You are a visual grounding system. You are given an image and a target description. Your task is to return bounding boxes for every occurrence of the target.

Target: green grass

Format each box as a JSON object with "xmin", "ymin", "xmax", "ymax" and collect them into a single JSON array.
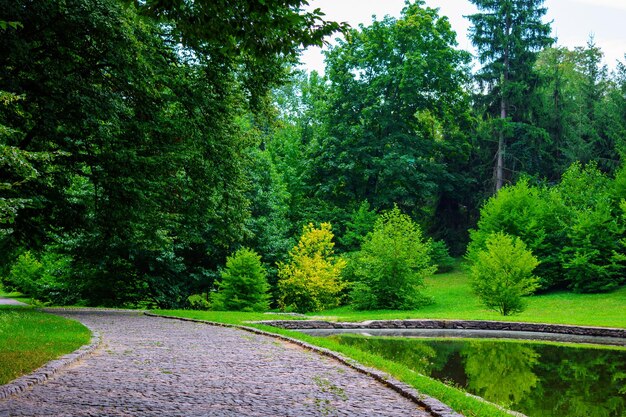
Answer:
[
  {"xmin": 0, "ymin": 307, "xmax": 91, "ymax": 384},
  {"xmin": 312, "ymin": 269, "xmax": 626, "ymax": 328}
]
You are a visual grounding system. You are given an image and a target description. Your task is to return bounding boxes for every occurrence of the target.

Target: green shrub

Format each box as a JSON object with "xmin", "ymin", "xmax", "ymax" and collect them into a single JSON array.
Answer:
[
  {"xmin": 34, "ymin": 251, "xmax": 80, "ymax": 305},
  {"xmin": 470, "ymin": 232, "xmax": 540, "ymax": 316},
  {"xmin": 188, "ymin": 294, "xmax": 211, "ymax": 310},
  {"xmin": 277, "ymin": 223, "xmax": 346, "ymax": 313},
  {"xmin": 430, "ymin": 240, "xmax": 455, "ymax": 274},
  {"xmin": 466, "ymin": 179, "xmax": 567, "ymax": 290},
  {"xmin": 2, "ymin": 251, "xmax": 42, "ymax": 294},
  {"xmin": 211, "ymin": 247, "xmax": 270, "ymax": 312},
  {"xmin": 339, "ymin": 201, "xmax": 377, "ymax": 251},
  {"xmin": 557, "ymin": 163, "xmax": 626, "ymax": 292},
  {"xmin": 350, "ymin": 206, "xmax": 435, "ymax": 310}
]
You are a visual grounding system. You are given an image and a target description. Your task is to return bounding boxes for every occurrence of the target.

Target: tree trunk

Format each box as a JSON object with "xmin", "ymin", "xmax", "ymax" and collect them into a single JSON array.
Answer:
[
  {"xmin": 495, "ymin": 97, "xmax": 506, "ymax": 191},
  {"xmin": 495, "ymin": 12, "xmax": 512, "ymax": 193}
]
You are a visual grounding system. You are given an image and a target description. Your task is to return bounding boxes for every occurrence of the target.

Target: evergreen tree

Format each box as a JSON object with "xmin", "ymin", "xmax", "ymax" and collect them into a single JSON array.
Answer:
[
  {"xmin": 211, "ymin": 247, "xmax": 270, "ymax": 312},
  {"xmin": 468, "ymin": 0, "xmax": 553, "ymax": 190}
]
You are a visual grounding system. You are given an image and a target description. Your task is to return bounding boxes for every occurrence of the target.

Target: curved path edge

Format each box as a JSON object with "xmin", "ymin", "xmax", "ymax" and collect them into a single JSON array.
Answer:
[
  {"xmin": 144, "ymin": 312, "xmax": 465, "ymax": 417},
  {"xmin": 0, "ymin": 317, "xmax": 101, "ymax": 400},
  {"xmin": 260, "ymin": 319, "xmax": 626, "ymax": 341}
]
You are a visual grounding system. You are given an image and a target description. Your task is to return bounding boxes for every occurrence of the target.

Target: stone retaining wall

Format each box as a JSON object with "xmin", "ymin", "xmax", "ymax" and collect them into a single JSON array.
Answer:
[{"xmin": 259, "ymin": 319, "xmax": 626, "ymax": 339}]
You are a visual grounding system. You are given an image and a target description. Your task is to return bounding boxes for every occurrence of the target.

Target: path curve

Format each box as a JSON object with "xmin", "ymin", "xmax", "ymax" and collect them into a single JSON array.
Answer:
[
  {"xmin": 0, "ymin": 297, "xmax": 27, "ymax": 306},
  {"xmin": 0, "ymin": 310, "xmax": 455, "ymax": 417}
]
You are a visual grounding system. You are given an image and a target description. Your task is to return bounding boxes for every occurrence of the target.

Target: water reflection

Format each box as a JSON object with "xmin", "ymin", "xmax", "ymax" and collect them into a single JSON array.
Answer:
[
  {"xmin": 331, "ymin": 336, "xmax": 626, "ymax": 417},
  {"xmin": 462, "ymin": 342, "xmax": 538, "ymax": 407}
]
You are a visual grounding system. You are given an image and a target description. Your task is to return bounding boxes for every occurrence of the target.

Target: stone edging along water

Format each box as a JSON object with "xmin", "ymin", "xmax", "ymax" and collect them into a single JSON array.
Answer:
[
  {"xmin": 145, "ymin": 312, "xmax": 464, "ymax": 417},
  {"xmin": 257, "ymin": 318, "xmax": 626, "ymax": 339},
  {"xmin": 0, "ymin": 321, "xmax": 101, "ymax": 400}
]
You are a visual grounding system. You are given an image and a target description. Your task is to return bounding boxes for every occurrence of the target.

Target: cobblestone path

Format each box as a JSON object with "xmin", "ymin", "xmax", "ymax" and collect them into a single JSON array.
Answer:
[{"xmin": 0, "ymin": 310, "xmax": 433, "ymax": 416}]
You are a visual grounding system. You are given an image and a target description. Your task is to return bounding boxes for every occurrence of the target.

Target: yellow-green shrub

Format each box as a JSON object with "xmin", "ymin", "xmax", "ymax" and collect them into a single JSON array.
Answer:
[{"xmin": 277, "ymin": 223, "xmax": 346, "ymax": 313}]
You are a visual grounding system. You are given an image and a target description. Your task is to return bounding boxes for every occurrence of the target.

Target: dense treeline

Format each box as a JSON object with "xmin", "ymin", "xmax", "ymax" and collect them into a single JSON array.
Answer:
[{"xmin": 1, "ymin": 0, "xmax": 625, "ymax": 309}]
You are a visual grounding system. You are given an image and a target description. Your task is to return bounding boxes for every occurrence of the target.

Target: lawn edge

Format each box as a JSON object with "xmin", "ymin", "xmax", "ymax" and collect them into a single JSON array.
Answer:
[
  {"xmin": 0, "ymin": 314, "xmax": 101, "ymax": 400},
  {"xmin": 145, "ymin": 312, "xmax": 465, "ymax": 417}
]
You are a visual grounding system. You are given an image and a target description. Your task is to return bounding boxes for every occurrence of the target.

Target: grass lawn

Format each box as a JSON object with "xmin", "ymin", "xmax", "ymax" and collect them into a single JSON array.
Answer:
[
  {"xmin": 313, "ymin": 268, "xmax": 626, "ymax": 328},
  {"xmin": 0, "ymin": 306, "xmax": 91, "ymax": 385}
]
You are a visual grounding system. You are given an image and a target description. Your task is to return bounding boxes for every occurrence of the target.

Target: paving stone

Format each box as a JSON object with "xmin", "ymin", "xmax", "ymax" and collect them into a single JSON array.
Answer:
[{"xmin": 0, "ymin": 311, "xmax": 435, "ymax": 416}]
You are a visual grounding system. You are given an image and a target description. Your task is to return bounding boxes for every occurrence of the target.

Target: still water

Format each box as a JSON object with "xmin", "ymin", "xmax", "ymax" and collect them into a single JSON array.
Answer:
[{"xmin": 329, "ymin": 335, "xmax": 626, "ymax": 417}]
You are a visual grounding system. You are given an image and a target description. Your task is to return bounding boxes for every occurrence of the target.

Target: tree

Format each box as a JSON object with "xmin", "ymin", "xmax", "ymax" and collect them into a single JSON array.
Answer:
[
  {"xmin": 468, "ymin": 0, "xmax": 553, "ymax": 190},
  {"xmin": 470, "ymin": 232, "xmax": 540, "ymax": 316},
  {"xmin": 0, "ymin": 0, "xmax": 252, "ymax": 306},
  {"xmin": 211, "ymin": 247, "xmax": 270, "ymax": 312},
  {"xmin": 136, "ymin": 0, "xmax": 345, "ymax": 109},
  {"xmin": 309, "ymin": 1, "xmax": 473, "ymax": 225},
  {"xmin": 351, "ymin": 206, "xmax": 435, "ymax": 310},
  {"xmin": 277, "ymin": 223, "xmax": 346, "ymax": 313}
]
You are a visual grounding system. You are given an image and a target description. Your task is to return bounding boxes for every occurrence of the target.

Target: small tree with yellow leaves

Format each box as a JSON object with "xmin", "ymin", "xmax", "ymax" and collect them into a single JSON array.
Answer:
[{"xmin": 277, "ymin": 223, "xmax": 346, "ymax": 313}]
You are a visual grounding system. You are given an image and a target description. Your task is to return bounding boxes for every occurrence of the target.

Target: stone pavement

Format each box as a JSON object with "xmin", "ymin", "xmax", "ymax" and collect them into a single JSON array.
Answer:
[
  {"xmin": 0, "ymin": 297, "xmax": 27, "ymax": 306},
  {"xmin": 0, "ymin": 310, "xmax": 441, "ymax": 416}
]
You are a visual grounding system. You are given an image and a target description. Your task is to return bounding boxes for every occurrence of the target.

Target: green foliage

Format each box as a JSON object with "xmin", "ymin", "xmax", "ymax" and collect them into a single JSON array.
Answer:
[
  {"xmin": 211, "ymin": 247, "xmax": 270, "ymax": 312},
  {"xmin": 139, "ymin": 0, "xmax": 345, "ymax": 109},
  {"xmin": 557, "ymin": 163, "xmax": 626, "ymax": 292},
  {"xmin": 467, "ymin": 162, "xmax": 626, "ymax": 293},
  {"xmin": 277, "ymin": 223, "xmax": 346, "ymax": 313},
  {"xmin": 1, "ymin": 249, "xmax": 80, "ymax": 305},
  {"xmin": 470, "ymin": 232, "xmax": 540, "ymax": 316},
  {"xmin": 338, "ymin": 201, "xmax": 377, "ymax": 252},
  {"xmin": 35, "ymin": 251, "xmax": 79, "ymax": 305},
  {"xmin": 429, "ymin": 240, "xmax": 455, "ymax": 274},
  {"xmin": 2, "ymin": 251, "xmax": 41, "ymax": 295},
  {"xmin": 466, "ymin": 178, "xmax": 566, "ymax": 290},
  {"xmin": 187, "ymin": 294, "xmax": 211, "ymax": 311},
  {"xmin": 309, "ymin": 2, "xmax": 473, "ymax": 225},
  {"xmin": 468, "ymin": 0, "xmax": 553, "ymax": 189},
  {"xmin": 242, "ymin": 146, "xmax": 293, "ymax": 294},
  {"xmin": 351, "ymin": 206, "xmax": 435, "ymax": 310}
]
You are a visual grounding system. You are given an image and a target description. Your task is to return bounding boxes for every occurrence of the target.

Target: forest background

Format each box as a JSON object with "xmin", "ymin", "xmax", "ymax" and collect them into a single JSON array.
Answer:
[{"xmin": 1, "ymin": 0, "xmax": 626, "ymax": 310}]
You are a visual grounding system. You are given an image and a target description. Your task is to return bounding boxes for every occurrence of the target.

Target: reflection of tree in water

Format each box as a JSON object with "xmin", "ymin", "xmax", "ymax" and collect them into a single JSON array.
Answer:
[
  {"xmin": 526, "ymin": 345, "xmax": 626, "ymax": 417},
  {"xmin": 333, "ymin": 336, "xmax": 626, "ymax": 417},
  {"xmin": 332, "ymin": 336, "xmax": 438, "ymax": 374},
  {"xmin": 461, "ymin": 341, "xmax": 539, "ymax": 408}
]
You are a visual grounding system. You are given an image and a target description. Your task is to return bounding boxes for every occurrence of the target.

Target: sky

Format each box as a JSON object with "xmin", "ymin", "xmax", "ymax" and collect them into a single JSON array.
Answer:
[{"xmin": 300, "ymin": 0, "xmax": 626, "ymax": 74}]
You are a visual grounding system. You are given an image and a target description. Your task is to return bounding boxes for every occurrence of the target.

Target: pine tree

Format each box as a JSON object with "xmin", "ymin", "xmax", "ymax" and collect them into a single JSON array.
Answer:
[{"xmin": 468, "ymin": 0, "xmax": 553, "ymax": 190}]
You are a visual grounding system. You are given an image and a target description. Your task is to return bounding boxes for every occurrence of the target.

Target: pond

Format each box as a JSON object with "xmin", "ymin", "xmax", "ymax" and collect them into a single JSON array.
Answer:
[{"xmin": 328, "ymin": 335, "xmax": 626, "ymax": 417}]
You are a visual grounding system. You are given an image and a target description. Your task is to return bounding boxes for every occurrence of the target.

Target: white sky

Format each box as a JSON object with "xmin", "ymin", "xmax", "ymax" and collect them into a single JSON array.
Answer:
[{"xmin": 300, "ymin": 0, "xmax": 626, "ymax": 73}]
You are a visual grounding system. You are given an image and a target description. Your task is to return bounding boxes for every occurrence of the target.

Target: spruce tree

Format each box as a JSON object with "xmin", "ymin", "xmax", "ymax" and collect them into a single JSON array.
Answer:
[{"xmin": 468, "ymin": 0, "xmax": 553, "ymax": 190}]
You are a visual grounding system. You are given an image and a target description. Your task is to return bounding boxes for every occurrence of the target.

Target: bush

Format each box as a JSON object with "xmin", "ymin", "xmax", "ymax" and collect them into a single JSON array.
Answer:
[
  {"xmin": 35, "ymin": 251, "xmax": 80, "ymax": 305},
  {"xmin": 188, "ymin": 294, "xmax": 211, "ymax": 310},
  {"xmin": 277, "ymin": 223, "xmax": 346, "ymax": 313},
  {"xmin": 350, "ymin": 206, "xmax": 435, "ymax": 310},
  {"xmin": 466, "ymin": 179, "xmax": 567, "ymax": 290},
  {"xmin": 470, "ymin": 232, "xmax": 540, "ymax": 316},
  {"xmin": 557, "ymin": 163, "xmax": 626, "ymax": 292},
  {"xmin": 211, "ymin": 247, "xmax": 270, "ymax": 312},
  {"xmin": 429, "ymin": 240, "xmax": 455, "ymax": 273},
  {"xmin": 339, "ymin": 201, "xmax": 377, "ymax": 251},
  {"xmin": 2, "ymin": 251, "xmax": 42, "ymax": 294}
]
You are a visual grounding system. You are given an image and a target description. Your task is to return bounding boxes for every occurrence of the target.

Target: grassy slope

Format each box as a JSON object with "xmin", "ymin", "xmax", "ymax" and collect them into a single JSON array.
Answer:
[
  {"xmin": 315, "ymin": 269, "xmax": 626, "ymax": 328},
  {"xmin": 0, "ymin": 306, "xmax": 91, "ymax": 385}
]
